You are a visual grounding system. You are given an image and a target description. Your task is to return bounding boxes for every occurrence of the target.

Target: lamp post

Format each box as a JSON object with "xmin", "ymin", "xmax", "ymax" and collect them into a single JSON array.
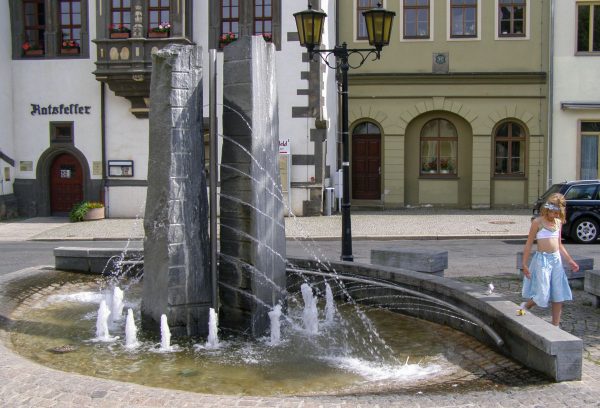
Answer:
[{"xmin": 294, "ymin": 2, "xmax": 395, "ymax": 262}]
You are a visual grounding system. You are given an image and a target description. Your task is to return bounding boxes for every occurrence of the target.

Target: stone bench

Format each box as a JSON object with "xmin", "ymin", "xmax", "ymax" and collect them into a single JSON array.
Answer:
[
  {"xmin": 371, "ymin": 247, "xmax": 448, "ymax": 276},
  {"xmin": 54, "ymin": 247, "xmax": 143, "ymax": 275},
  {"xmin": 516, "ymin": 252, "xmax": 593, "ymax": 281},
  {"xmin": 584, "ymin": 270, "xmax": 600, "ymax": 307}
]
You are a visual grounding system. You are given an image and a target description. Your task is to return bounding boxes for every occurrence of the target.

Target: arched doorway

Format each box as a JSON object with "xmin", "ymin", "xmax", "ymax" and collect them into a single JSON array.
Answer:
[
  {"xmin": 352, "ymin": 122, "xmax": 381, "ymax": 200},
  {"xmin": 50, "ymin": 153, "xmax": 83, "ymax": 214}
]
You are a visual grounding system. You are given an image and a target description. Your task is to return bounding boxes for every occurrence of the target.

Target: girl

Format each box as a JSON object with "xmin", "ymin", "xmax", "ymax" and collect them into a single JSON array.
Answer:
[{"xmin": 520, "ymin": 193, "xmax": 579, "ymax": 326}]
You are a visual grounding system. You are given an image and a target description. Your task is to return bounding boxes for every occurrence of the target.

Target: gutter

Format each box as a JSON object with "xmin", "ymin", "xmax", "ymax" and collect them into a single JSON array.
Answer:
[{"xmin": 547, "ymin": 0, "xmax": 555, "ymax": 188}]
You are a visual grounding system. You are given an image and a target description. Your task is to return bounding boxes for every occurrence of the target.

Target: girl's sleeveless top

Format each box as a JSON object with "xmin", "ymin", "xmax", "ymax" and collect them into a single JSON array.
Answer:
[{"xmin": 536, "ymin": 218, "xmax": 561, "ymax": 240}]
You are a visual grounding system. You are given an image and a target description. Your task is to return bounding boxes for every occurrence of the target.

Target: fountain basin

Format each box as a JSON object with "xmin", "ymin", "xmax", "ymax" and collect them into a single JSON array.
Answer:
[{"xmin": 52, "ymin": 247, "xmax": 582, "ymax": 382}]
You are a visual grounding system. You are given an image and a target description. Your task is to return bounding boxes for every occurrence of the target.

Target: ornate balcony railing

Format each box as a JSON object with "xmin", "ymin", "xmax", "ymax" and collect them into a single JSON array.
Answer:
[{"xmin": 93, "ymin": 36, "xmax": 193, "ymax": 118}]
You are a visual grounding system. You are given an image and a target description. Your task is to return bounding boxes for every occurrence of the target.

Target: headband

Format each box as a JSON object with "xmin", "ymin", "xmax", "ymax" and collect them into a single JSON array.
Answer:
[{"xmin": 543, "ymin": 202, "xmax": 560, "ymax": 211}]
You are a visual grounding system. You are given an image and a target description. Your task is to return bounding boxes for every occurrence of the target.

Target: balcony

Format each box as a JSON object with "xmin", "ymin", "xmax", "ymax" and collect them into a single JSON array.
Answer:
[{"xmin": 93, "ymin": 35, "xmax": 193, "ymax": 118}]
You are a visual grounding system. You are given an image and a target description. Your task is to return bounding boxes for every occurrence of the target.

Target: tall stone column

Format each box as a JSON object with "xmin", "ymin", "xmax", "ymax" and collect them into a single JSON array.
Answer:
[
  {"xmin": 219, "ymin": 36, "xmax": 286, "ymax": 337},
  {"xmin": 142, "ymin": 44, "xmax": 211, "ymax": 337}
]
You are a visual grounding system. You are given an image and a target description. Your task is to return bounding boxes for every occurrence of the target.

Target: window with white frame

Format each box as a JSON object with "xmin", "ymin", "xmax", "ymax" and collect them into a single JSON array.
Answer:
[
  {"xmin": 577, "ymin": 2, "xmax": 600, "ymax": 53},
  {"xmin": 403, "ymin": 0, "xmax": 430, "ymax": 39},
  {"xmin": 498, "ymin": 0, "xmax": 526, "ymax": 37},
  {"xmin": 450, "ymin": 0, "xmax": 477, "ymax": 38}
]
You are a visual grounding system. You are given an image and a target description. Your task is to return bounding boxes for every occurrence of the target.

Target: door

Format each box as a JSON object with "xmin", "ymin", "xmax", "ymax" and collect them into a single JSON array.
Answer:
[
  {"xmin": 352, "ymin": 123, "xmax": 381, "ymax": 200},
  {"xmin": 50, "ymin": 153, "xmax": 83, "ymax": 214}
]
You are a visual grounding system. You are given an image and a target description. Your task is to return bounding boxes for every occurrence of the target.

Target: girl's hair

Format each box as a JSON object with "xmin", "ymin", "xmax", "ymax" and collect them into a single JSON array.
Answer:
[{"xmin": 540, "ymin": 193, "xmax": 566, "ymax": 223}]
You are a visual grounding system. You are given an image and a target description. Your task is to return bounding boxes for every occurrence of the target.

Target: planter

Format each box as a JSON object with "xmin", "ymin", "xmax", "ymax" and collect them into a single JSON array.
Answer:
[
  {"xmin": 24, "ymin": 49, "xmax": 43, "ymax": 56},
  {"xmin": 148, "ymin": 31, "xmax": 169, "ymax": 38},
  {"xmin": 110, "ymin": 32, "xmax": 130, "ymax": 39},
  {"xmin": 60, "ymin": 48, "xmax": 80, "ymax": 55},
  {"xmin": 83, "ymin": 207, "xmax": 105, "ymax": 221}
]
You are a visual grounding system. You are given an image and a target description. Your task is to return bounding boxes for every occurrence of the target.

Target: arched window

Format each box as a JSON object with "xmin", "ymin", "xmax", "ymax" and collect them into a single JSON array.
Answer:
[
  {"xmin": 420, "ymin": 119, "xmax": 458, "ymax": 175},
  {"xmin": 494, "ymin": 121, "xmax": 526, "ymax": 176}
]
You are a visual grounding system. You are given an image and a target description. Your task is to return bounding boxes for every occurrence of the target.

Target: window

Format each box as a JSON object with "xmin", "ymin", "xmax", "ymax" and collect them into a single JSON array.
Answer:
[
  {"xmin": 59, "ymin": 1, "xmax": 81, "ymax": 54},
  {"xmin": 420, "ymin": 119, "xmax": 457, "ymax": 175},
  {"xmin": 404, "ymin": 0, "xmax": 430, "ymax": 39},
  {"xmin": 357, "ymin": 0, "xmax": 379, "ymax": 40},
  {"xmin": 450, "ymin": 0, "xmax": 477, "ymax": 38},
  {"xmin": 212, "ymin": 1, "xmax": 280, "ymax": 49},
  {"xmin": 221, "ymin": 0, "xmax": 239, "ymax": 40},
  {"xmin": 148, "ymin": 0, "xmax": 170, "ymax": 31},
  {"xmin": 50, "ymin": 122, "xmax": 74, "ymax": 144},
  {"xmin": 13, "ymin": 0, "xmax": 88, "ymax": 59},
  {"xmin": 111, "ymin": 0, "xmax": 131, "ymax": 32},
  {"xmin": 498, "ymin": 0, "xmax": 525, "ymax": 37},
  {"xmin": 580, "ymin": 122, "xmax": 600, "ymax": 179},
  {"xmin": 494, "ymin": 121, "xmax": 526, "ymax": 176},
  {"xmin": 254, "ymin": 0, "xmax": 272, "ymax": 38},
  {"xmin": 565, "ymin": 184, "xmax": 598, "ymax": 200},
  {"xmin": 577, "ymin": 3, "xmax": 600, "ymax": 53},
  {"xmin": 23, "ymin": 0, "xmax": 46, "ymax": 54}
]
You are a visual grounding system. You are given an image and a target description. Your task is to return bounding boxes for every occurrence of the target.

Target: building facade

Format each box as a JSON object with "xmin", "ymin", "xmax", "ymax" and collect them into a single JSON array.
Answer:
[
  {"xmin": 0, "ymin": 1, "xmax": 556, "ymax": 220},
  {"xmin": 552, "ymin": 0, "xmax": 600, "ymax": 183},
  {"xmin": 0, "ymin": 0, "xmax": 334, "ymax": 219},
  {"xmin": 341, "ymin": 0, "xmax": 550, "ymax": 208}
]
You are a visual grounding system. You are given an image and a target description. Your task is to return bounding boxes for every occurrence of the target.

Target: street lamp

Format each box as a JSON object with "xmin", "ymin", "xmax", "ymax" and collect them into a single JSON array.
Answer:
[{"xmin": 294, "ymin": 2, "xmax": 395, "ymax": 262}]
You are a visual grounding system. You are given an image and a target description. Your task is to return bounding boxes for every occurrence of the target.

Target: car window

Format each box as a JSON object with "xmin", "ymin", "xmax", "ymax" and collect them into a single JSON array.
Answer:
[
  {"xmin": 541, "ymin": 184, "xmax": 563, "ymax": 199},
  {"xmin": 564, "ymin": 185, "xmax": 597, "ymax": 200}
]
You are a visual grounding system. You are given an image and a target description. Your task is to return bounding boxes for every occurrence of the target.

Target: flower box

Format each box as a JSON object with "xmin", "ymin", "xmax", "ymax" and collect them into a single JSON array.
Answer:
[
  {"xmin": 110, "ymin": 32, "xmax": 130, "ymax": 39},
  {"xmin": 148, "ymin": 31, "xmax": 169, "ymax": 38},
  {"xmin": 61, "ymin": 48, "xmax": 80, "ymax": 55},
  {"xmin": 24, "ymin": 49, "xmax": 43, "ymax": 56},
  {"xmin": 83, "ymin": 207, "xmax": 105, "ymax": 221}
]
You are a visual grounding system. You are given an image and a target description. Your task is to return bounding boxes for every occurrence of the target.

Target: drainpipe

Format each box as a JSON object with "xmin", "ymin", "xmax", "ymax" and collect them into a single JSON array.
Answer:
[
  {"xmin": 547, "ymin": 0, "xmax": 555, "ymax": 189},
  {"xmin": 100, "ymin": 82, "xmax": 108, "ymax": 217}
]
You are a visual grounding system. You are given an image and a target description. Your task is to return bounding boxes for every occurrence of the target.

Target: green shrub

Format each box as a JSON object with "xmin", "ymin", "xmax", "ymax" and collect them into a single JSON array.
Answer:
[{"xmin": 69, "ymin": 201, "xmax": 104, "ymax": 222}]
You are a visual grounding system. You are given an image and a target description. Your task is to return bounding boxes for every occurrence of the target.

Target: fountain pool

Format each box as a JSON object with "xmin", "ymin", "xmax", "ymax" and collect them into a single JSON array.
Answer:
[{"xmin": 1, "ymin": 269, "xmax": 543, "ymax": 397}]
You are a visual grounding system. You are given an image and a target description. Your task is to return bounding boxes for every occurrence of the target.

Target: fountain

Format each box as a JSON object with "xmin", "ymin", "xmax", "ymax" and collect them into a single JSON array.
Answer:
[{"xmin": 0, "ymin": 37, "xmax": 584, "ymax": 401}]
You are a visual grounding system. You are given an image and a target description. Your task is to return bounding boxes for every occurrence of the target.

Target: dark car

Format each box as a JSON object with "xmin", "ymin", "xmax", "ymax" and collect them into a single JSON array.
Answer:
[{"xmin": 533, "ymin": 180, "xmax": 600, "ymax": 244}]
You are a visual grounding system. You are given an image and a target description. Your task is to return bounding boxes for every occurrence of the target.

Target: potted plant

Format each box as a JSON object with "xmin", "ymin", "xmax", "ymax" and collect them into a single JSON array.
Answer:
[
  {"xmin": 422, "ymin": 158, "xmax": 437, "ymax": 173},
  {"xmin": 149, "ymin": 21, "xmax": 171, "ymax": 38},
  {"xmin": 440, "ymin": 159, "xmax": 454, "ymax": 174},
  {"xmin": 60, "ymin": 39, "xmax": 80, "ymax": 55},
  {"xmin": 262, "ymin": 33, "xmax": 272, "ymax": 43},
  {"xmin": 219, "ymin": 32, "xmax": 237, "ymax": 47},
  {"xmin": 109, "ymin": 23, "xmax": 131, "ymax": 39},
  {"xmin": 22, "ymin": 41, "xmax": 43, "ymax": 56},
  {"xmin": 69, "ymin": 201, "xmax": 105, "ymax": 222}
]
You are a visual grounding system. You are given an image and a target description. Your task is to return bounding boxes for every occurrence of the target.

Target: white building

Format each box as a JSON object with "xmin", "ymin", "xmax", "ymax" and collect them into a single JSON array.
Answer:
[
  {"xmin": 0, "ymin": 0, "xmax": 338, "ymax": 219},
  {"xmin": 551, "ymin": 0, "xmax": 600, "ymax": 183}
]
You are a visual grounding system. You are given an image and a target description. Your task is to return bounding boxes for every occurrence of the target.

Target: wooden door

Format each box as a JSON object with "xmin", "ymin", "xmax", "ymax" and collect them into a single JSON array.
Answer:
[
  {"xmin": 352, "ymin": 134, "xmax": 381, "ymax": 199},
  {"xmin": 50, "ymin": 153, "xmax": 83, "ymax": 214}
]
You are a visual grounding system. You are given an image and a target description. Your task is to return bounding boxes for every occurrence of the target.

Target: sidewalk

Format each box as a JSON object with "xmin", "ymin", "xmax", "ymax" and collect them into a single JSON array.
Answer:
[{"xmin": 0, "ymin": 208, "xmax": 533, "ymax": 241}]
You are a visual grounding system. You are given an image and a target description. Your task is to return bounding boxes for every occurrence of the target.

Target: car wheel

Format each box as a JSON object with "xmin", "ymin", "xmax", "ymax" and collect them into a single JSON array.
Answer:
[{"xmin": 571, "ymin": 218, "xmax": 599, "ymax": 244}]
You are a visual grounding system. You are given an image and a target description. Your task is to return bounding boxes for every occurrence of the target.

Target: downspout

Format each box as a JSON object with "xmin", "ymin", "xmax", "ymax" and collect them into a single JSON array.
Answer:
[
  {"xmin": 547, "ymin": 0, "xmax": 555, "ymax": 189},
  {"xmin": 100, "ymin": 82, "xmax": 108, "ymax": 217}
]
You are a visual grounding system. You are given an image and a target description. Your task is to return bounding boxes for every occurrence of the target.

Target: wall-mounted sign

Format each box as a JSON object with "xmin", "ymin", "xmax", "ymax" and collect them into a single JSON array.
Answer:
[
  {"xmin": 279, "ymin": 139, "xmax": 291, "ymax": 154},
  {"xmin": 19, "ymin": 161, "xmax": 33, "ymax": 172},
  {"xmin": 108, "ymin": 160, "xmax": 134, "ymax": 177},
  {"xmin": 92, "ymin": 161, "xmax": 102, "ymax": 176},
  {"xmin": 31, "ymin": 104, "xmax": 92, "ymax": 116}
]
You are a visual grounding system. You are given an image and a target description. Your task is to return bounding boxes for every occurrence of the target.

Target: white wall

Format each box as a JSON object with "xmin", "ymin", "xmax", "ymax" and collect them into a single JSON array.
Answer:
[
  {"xmin": 552, "ymin": 0, "xmax": 600, "ymax": 182},
  {"xmin": 0, "ymin": 1, "xmax": 15, "ymax": 195}
]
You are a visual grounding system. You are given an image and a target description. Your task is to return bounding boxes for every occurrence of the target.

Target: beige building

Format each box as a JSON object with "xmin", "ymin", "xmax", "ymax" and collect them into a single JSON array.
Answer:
[{"xmin": 336, "ymin": 0, "xmax": 549, "ymax": 209}]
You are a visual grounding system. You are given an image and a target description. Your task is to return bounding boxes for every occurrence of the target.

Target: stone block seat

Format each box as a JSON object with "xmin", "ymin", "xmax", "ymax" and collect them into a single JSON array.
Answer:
[
  {"xmin": 371, "ymin": 247, "xmax": 448, "ymax": 276},
  {"xmin": 585, "ymin": 270, "xmax": 600, "ymax": 307}
]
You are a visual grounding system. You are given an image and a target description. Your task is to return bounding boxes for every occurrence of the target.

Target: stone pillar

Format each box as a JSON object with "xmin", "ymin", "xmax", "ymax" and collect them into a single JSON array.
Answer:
[
  {"xmin": 219, "ymin": 36, "xmax": 286, "ymax": 337},
  {"xmin": 142, "ymin": 44, "xmax": 211, "ymax": 337}
]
